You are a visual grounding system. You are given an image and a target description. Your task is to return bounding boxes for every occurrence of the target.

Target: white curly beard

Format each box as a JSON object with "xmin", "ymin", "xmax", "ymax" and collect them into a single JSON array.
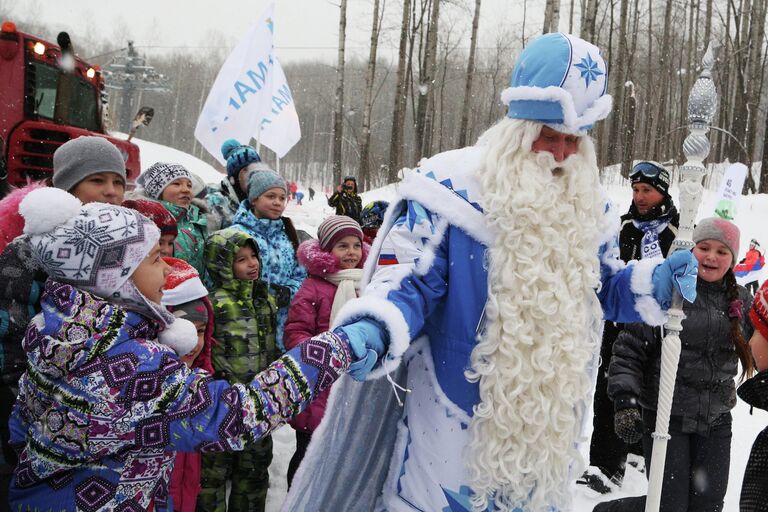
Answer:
[{"xmin": 465, "ymin": 118, "xmax": 606, "ymax": 512}]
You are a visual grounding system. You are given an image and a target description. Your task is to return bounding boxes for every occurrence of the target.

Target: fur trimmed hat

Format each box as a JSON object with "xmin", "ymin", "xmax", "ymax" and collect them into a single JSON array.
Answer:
[
  {"xmin": 122, "ymin": 199, "xmax": 178, "ymax": 237},
  {"xmin": 137, "ymin": 162, "xmax": 193, "ymax": 200},
  {"xmin": 751, "ymin": 281, "xmax": 768, "ymax": 341},
  {"xmin": 317, "ymin": 215, "xmax": 363, "ymax": 251},
  {"xmin": 247, "ymin": 167, "xmax": 287, "ymax": 202},
  {"xmin": 221, "ymin": 139, "xmax": 261, "ymax": 179},
  {"xmin": 20, "ymin": 187, "xmax": 159, "ymax": 299},
  {"xmin": 693, "ymin": 217, "xmax": 741, "ymax": 266},
  {"xmin": 161, "ymin": 256, "xmax": 209, "ymax": 307},
  {"xmin": 52, "ymin": 136, "xmax": 127, "ymax": 192},
  {"xmin": 501, "ymin": 33, "xmax": 612, "ymax": 135}
]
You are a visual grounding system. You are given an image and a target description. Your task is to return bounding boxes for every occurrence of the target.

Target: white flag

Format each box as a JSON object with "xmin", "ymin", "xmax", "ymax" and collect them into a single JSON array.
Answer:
[
  {"xmin": 713, "ymin": 163, "xmax": 747, "ymax": 220},
  {"xmin": 194, "ymin": 3, "xmax": 300, "ymax": 161}
]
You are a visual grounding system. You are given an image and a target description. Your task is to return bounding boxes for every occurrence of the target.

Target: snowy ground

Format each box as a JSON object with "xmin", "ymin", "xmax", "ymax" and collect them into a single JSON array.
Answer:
[{"xmin": 131, "ymin": 137, "xmax": 768, "ymax": 511}]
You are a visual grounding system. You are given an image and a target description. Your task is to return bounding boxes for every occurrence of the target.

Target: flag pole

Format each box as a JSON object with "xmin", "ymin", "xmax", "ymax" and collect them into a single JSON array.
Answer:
[{"xmin": 645, "ymin": 42, "xmax": 720, "ymax": 512}]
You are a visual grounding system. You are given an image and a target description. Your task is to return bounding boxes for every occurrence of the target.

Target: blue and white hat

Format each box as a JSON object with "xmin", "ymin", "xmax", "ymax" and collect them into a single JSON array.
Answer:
[{"xmin": 501, "ymin": 33, "xmax": 612, "ymax": 135}]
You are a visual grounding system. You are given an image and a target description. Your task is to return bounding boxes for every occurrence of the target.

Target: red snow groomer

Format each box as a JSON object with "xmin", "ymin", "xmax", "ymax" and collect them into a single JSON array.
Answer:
[{"xmin": 0, "ymin": 21, "xmax": 140, "ymax": 196}]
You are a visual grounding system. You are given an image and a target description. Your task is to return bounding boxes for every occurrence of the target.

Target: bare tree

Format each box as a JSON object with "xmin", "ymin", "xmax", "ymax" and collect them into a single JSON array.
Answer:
[
  {"xmin": 331, "ymin": 0, "xmax": 348, "ymax": 186},
  {"xmin": 458, "ymin": 0, "xmax": 482, "ymax": 147},
  {"xmin": 358, "ymin": 0, "xmax": 384, "ymax": 190},
  {"xmin": 388, "ymin": 0, "xmax": 412, "ymax": 182},
  {"xmin": 414, "ymin": 0, "xmax": 441, "ymax": 160}
]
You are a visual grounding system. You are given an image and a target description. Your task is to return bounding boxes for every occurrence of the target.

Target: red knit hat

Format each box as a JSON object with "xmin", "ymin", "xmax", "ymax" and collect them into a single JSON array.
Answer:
[
  {"xmin": 317, "ymin": 215, "xmax": 363, "ymax": 251},
  {"xmin": 160, "ymin": 257, "xmax": 209, "ymax": 306},
  {"xmin": 122, "ymin": 199, "xmax": 178, "ymax": 237},
  {"xmin": 751, "ymin": 281, "xmax": 768, "ymax": 341}
]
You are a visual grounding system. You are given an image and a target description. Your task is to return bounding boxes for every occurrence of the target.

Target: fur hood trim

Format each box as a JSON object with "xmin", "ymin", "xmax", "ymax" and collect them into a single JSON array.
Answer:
[
  {"xmin": 297, "ymin": 238, "xmax": 370, "ymax": 277},
  {"xmin": 0, "ymin": 181, "xmax": 47, "ymax": 253}
]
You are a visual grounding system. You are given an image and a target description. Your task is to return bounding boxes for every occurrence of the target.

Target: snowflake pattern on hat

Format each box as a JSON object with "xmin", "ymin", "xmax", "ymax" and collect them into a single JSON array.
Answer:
[
  {"xmin": 138, "ymin": 162, "xmax": 193, "ymax": 200},
  {"xmin": 29, "ymin": 204, "xmax": 159, "ymax": 300}
]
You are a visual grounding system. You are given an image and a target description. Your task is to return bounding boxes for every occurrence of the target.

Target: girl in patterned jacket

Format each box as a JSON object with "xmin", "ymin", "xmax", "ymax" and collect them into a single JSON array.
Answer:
[
  {"xmin": 8, "ymin": 187, "xmax": 382, "ymax": 512},
  {"xmin": 284, "ymin": 216, "xmax": 370, "ymax": 487},
  {"xmin": 231, "ymin": 166, "xmax": 306, "ymax": 351}
]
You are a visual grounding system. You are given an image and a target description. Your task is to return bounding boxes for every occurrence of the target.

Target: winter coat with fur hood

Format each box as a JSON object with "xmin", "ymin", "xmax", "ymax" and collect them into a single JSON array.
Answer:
[
  {"xmin": 9, "ymin": 280, "xmax": 353, "ymax": 511},
  {"xmin": 0, "ymin": 182, "xmax": 48, "ymax": 389},
  {"xmin": 608, "ymin": 278, "xmax": 754, "ymax": 434},
  {"xmin": 284, "ymin": 238, "xmax": 370, "ymax": 432}
]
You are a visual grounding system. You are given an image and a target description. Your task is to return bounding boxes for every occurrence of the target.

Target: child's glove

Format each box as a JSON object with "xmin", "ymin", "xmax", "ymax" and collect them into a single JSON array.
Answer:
[
  {"xmin": 651, "ymin": 250, "xmax": 698, "ymax": 309},
  {"xmin": 334, "ymin": 319, "xmax": 386, "ymax": 381},
  {"xmin": 270, "ymin": 283, "xmax": 293, "ymax": 308},
  {"xmin": 614, "ymin": 407, "xmax": 644, "ymax": 444}
]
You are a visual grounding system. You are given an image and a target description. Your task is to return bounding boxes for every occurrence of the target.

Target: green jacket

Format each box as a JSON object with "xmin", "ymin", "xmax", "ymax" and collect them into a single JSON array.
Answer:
[
  {"xmin": 205, "ymin": 228, "xmax": 278, "ymax": 384},
  {"xmin": 162, "ymin": 200, "xmax": 208, "ymax": 279}
]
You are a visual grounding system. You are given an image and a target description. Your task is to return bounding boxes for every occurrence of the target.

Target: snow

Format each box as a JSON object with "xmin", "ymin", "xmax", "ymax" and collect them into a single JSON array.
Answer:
[{"xmin": 143, "ymin": 139, "xmax": 768, "ymax": 512}]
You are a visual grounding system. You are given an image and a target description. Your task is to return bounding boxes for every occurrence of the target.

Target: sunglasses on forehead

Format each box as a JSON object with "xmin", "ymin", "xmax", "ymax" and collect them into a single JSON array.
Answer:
[{"xmin": 630, "ymin": 162, "xmax": 666, "ymax": 180}]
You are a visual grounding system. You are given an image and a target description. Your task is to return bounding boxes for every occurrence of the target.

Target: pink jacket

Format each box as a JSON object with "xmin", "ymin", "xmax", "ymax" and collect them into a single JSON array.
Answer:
[{"xmin": 284, "ymin": 238, "xmax": 369, "ymax": 432}]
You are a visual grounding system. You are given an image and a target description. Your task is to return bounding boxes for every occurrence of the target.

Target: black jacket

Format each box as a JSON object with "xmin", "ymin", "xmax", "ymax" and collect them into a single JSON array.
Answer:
[
  {"xmin": 608, "ymin": 279, "xmax": 753, "ymax": 434},
  {"xmin": 327, "ymin": 190, "xmax": 362, "ymax": 223},
  {"xmin": 618, "ymin": 206, "xmax": 679, "ymax": 262}
]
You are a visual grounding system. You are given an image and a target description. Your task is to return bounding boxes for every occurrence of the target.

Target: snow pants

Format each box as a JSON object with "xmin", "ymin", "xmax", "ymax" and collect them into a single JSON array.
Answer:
[
  {"xmin": 589, "ymin": 321, "xmax": 641, "ymax": 481},
  {"xmin": 593, "ymin": 410, "xmax": 732, "ymax": 512},
  {"xmin": 196, "ymin": 434, "xmax": 273, "ymax": 512}
]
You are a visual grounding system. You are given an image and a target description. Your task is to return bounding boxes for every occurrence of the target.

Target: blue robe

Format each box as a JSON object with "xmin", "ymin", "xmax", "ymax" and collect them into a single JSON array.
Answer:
[{"xmin": 283, "ymin": 146, "xmax": 667, "ymax": 512}]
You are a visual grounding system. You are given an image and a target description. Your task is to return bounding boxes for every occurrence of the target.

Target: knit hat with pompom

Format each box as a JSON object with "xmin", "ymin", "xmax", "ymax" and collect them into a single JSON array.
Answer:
[
  {"xmin": 221, "ymin": 139, "xmax": 261, "ymax": 179},
  {"xmin": 19, "ymin": 188, "xmax": 197, "ymax": 356}
]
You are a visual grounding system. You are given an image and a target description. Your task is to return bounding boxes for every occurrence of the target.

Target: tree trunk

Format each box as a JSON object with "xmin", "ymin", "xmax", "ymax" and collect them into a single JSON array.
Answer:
[
  {"xmin": 331, "ymin": 0, "xmax": 348, "ymax": 186},
  {"xmin": 760, "ymin": 108, "xmax": 768, "ymax": 192},
  {"xmin": 608, "ymin": 0, "xmax": 629, "ymax": 166},
  {"xmin": 414, "ymin": 0, "xmax": 440, "ymax": 160},
  {"xmin": 458, "ymin": 0, "xmax": 482, "ymax": 148},
  {"xmin": 622, "ymin": 82, "xmax": 637, "ymax": 178},
  {"xmin": 581, "ymin": 0, "xmax": 598, "ymax": 41},
  {"xmin": 358, "ymin": 0, "xmax": 382, "ymax": 191},
  {"xmin": 388, "ymin": 0, "xmax": 411, "ymax": 183}
]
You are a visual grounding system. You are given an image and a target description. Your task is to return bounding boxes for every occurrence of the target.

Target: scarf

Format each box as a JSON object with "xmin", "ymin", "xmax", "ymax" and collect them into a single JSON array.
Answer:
[
  {"xmin": 632, "ymin": 218, "xmax": 669, "ymax": 259},
  {"xmin": 324, "ymin": 268, "xmax": 364, "ymax": 323}
]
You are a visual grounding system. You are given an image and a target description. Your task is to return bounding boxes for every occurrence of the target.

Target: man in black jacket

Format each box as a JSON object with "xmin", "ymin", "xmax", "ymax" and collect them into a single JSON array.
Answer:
[{"xmin": 579, "ymin": 161, "xmax": 680, "ymax": 493}]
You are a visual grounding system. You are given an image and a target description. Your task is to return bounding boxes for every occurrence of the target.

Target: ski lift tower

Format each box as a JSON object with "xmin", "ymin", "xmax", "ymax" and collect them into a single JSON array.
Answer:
[{"xmin": 103, "ymin": 41, "xmax": 171, "ymax": 133}]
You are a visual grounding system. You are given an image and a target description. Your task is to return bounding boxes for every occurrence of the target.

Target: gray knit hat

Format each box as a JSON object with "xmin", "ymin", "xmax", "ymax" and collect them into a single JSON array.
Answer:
[
  {"xmin": 247, "ymin": 167, "xmax": 287, "ymax": 202},
  {"xmin": 52, "ymin": 136, "xmax": 127, "ymax": 192},
  {"xmin": 693, "ymin": 217, "xmax": 741, "ymax": 266}
]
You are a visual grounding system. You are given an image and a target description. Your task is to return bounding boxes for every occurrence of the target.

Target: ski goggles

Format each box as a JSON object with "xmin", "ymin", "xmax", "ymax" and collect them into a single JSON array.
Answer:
[{"xmin": 630, "ymin": 161, "xmax": 666, "ymax": 180}]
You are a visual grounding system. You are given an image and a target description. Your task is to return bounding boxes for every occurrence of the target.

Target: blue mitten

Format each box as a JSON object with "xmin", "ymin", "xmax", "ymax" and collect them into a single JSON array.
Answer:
[
  {"xmin": 334, "ymin": 319, "xmax": 387, "ymax": 381},
  {"xmin": 651, "ymin": 250, "xmax": 698, "ymax": 308}
]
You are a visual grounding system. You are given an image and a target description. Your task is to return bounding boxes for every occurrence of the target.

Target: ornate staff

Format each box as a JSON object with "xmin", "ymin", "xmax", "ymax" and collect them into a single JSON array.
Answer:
[{"xmin": 645, "ymin": 42, "xmax": 720, "ymax": 512}]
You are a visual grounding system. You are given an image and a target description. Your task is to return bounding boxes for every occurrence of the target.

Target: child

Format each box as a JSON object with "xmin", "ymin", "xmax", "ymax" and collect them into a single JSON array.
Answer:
[
  {"xmin": 231, "ymin": 167, "xmax": 306, "ymax": 351},
  {"xmin": 360, "ymin": 200, "xmax": 389, "ymax": 245},
  {"xmin": 206, "ymin": 139, "xmax": 261, "ymax": 230},
  {"xmin": 284, "ymin": 215, "xmax": 369, "ymax": 486},
  {"xmin": 8, "ymin": 187, "xmax": 382, "ymax": 511},
  {"xmin": 122, "ymin": 199, "xmax": 178, "ymax": 257},
  {"xmin": 161, "ymin": 257, "xmax": 215, "ymax": 512},
  {"xmin": 137, "ymin": 162, "xmax": 208, "ymax": 277},
  {"xmin": 0, "ymin": 136, "xmax": 127, "ymax": 500},
  {"xmin": 737, "ymin": 281, "xmax": 768, "ymax": 512},
  {"xmin": 596, "ymin": 217, "xmax": 755, "ymax": 512},
  {"xmin": 198, "ymin": 227, "xmax": 279, "ymax": 511}
]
